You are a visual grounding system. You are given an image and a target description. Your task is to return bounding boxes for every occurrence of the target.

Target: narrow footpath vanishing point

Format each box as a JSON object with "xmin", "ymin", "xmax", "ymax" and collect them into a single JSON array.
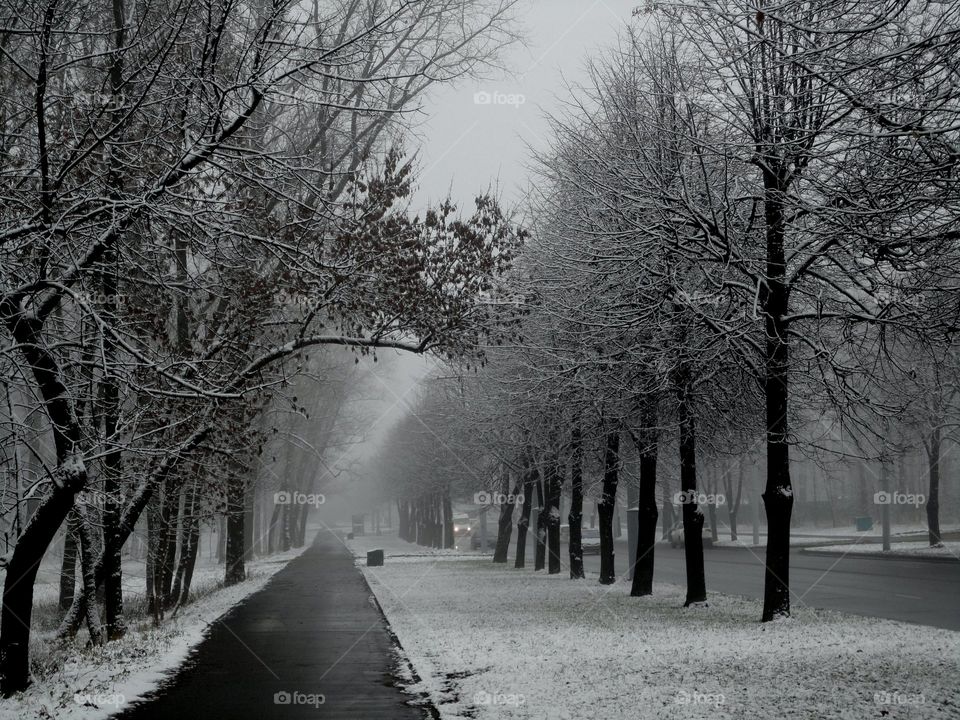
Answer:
[{"xmin": 118, "ymin": 530, "xmax": 429, "ymax": 719}]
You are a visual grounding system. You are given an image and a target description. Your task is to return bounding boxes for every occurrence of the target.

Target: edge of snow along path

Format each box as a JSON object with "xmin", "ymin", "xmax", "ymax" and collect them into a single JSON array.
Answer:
[
  {"xmin": 349, "ymin": 533, "xmax": 960, "ymax": 720},
  {"xmin": 0, "ymin": 534, "xmax": 317, "ymax": 720}
]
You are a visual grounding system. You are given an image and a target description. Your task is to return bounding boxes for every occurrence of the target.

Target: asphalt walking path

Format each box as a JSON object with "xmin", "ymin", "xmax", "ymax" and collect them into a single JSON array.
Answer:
[{"xmin": 117, "ymin": 529, "xmax": 429, "ymax": 719}]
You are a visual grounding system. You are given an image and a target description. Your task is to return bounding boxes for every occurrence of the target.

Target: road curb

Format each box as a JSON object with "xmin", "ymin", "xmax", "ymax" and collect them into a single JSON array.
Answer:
[{"xmin": 800, "ymin": 547, "xmax": 960, "ymax": 563}]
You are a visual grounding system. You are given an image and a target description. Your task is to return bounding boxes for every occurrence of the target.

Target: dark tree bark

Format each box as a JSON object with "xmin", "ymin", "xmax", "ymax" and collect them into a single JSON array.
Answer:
[
  {"xmin": 760, "ymin": 167, "xmax": 794, "ymax": 622},
  {"xmin": 173, "ymin": 513, "xmax": 200, "ymax": 609},
  {"xmin": 153, "ymin": 482, "xmax": 179, "ymax": 610},
  {"xmin": 568, "ymin": 425, "xmax": 585, "ymax": 579},
  {"xmin": 724, "ymin": 463, "xmax": 744, "ymax": 542},
  {"xmin": 225, "ymin": 472, "xmax": 246, "ymax": 586},
  {"xmin": 493, "ymin": 472, "xmax": 516, "ymax": 563},
  {"xmin": 926, "ymin": 426, "xmax": 943, "ymax": 547},
  {"xmin": 534, "ymin": 474, "xmax": 547, "ymax": 571},
  {"xmin": 442, "ymin": 492, "xmax": 454, "ymax": 549},
  {"xmin": 170, "ymin": 474, "xmax": 198, "ymax": 608},
  {"xmin": 101, "ymin": 0, "xmax": 128, "ymax": 643},
  {"xmin": 630, "ymin": 400, "xmax": 659, "ymax": 597},
  {"xmin": 100, "ymin": 356, "xmax": 125, "ymax": 637},
  {"xmin": 74, "ymin": 502, "xmax": 105, "ymax": 646},
  {"xmin": 545, "ymin": 456, "xmax": 562, "ymax": 574},
  {"xmin": 59, "ymin": 512, "xmax": 78, "ymax": 610},
  {"xmin": 676, "ymin": 366, "xmax": 707, "ymax": 606},
  {"xmin": 598, "ymin": 429, "xmax": 620, "ymax": 585},
  {"xmin": 514, "ymin": 453, "xmax": 535, "ymax": 568},
  {"xmin": 397, "ymin": 499, "xmax": 409, "ymax": 541},
  {"xmin": 266, "ymin": 498, "xmax": 282, "ymax": 554},
  {"xmin": 245, "ymin": 483, "xmax": 259, "ymax": 553}
]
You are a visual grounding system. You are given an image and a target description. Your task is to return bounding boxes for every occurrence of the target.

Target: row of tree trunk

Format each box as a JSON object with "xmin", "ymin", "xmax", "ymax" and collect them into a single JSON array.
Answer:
[{"xmin": 397, "ymin": 492, "xmax": 454, "ymax": 548}]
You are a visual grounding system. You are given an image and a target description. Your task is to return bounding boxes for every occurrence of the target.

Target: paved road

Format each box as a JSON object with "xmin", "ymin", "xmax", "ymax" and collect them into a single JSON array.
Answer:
[
  {"xmin": 119, "ymin": 530, "xmax": 428, "ymax": 719},
  {"xmin": 464, "ymin": 534, "xmax": 960, "ymax": 630}
]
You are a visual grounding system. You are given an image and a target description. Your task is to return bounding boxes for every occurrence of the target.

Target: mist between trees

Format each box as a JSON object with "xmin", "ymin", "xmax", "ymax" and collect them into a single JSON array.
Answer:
[
  {"xmin": 0, "ymin": 0, "xmax": 529, "ymax": 695},
  {"xmin": 366, "ymin": 0, "xmax": 960, "ymax": 631}
]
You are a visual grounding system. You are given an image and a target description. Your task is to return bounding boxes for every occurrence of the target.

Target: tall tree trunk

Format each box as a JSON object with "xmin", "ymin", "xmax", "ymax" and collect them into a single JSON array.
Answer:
[
  {"xmin": 630, "ymin": 401, "xmax": 659, "ymax": 597},
  {"xmin": 677, "ymin": 369, "xmax": 706, "ymax": 606},
  {"xmin": 156, "ymin": 482, "xmax": 179, "ymax": 609},
  {"xmin": 225, "ymin": 472, "xmax": 246, "ymax": 585},
  {"xmin": 145, "ymin": 499, "xmax": 159, "ymax": 621},
  {"xmin": 545, "ymin": 456, "xmax": 562, "ymax": 574},
  {"xmin": 926, "ymin": 426, "xmax": 943, "ymax": 547},
  {"xmin": 267, "ymin": 496, "xmax": 282, "ymax": 553},
  {"xmin": 74, "ymin": 501, "xmax": 105, "ymax": 645},
  {"xmin": 598, "ymin": 429, "xmax": 620, "ymax": 585},
  {"xmin": 245, "ymin": 482, "xmax": 259, "ymax": 553},
  {"xmin": 397, "ymin": 500, "xmax": 408, "ymax": 541},
  {"xmin": 725, "ymin": 463, "xmax": 743, "ymax": 542},
  {"xmin": 534, "ymin": 475, "xmax": 546, "ymax": 571},
  {"xmin": 98, "ymin": 0, "xmax": 129, "ymax": 643},
  {"xmin": 514, "ymin": 454, "xmax": 535, "ymax": 568},
  {"xmin": 170, "ymin": 474, "xmax": 198, "ymax": 607},
  {"xmin": 568, "ymin": 426, "xmax": 585, "ymax": 579},
  {"xmin": 493, "ymin": 471, "xmax": 515, "ymax": 562},
  {"xmin": 442, "ymin": 493, "xmax": 454, "ymax": 549},
  {"xmin": 760, "ymin": 172, "xmax": 794, "ymax": 622},
  {"xmin": 59, "ymin": 512, "xmax": 78, "ymax": 610}
]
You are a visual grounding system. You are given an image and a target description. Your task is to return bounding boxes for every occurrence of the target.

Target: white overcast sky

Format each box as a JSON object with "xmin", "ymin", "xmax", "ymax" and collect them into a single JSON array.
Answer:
[{"xmin": 410, "ymin": 0, "xmax": 638, "ymax": 212}]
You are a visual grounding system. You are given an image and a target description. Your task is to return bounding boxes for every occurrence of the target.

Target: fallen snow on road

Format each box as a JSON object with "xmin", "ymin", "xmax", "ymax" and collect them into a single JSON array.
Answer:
[
  {"xmin": 0, "ymin": 537, "xmax": 315, "ymax": 720},
  {"xmin": 808, "ymin": 541, "xmax": 960, "ymax": 560},
  {"xmin": 359, "ymin": 536, "xmax": 960, "ymax": 719}
]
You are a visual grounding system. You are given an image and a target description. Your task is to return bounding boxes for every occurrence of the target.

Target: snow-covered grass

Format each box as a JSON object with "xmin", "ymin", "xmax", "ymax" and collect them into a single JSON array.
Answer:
[
  {"xmin": 0, "ymin": 532, "xmax": 317, "ymax": 720},
  {"xmin": 791, "ymin": 522, "xmax": 959, "ymax": 538},
  {"xmin": 713, "ymin": 522, "xmax": 958, "ymax": 549},
  {"xmin": 356, "ymin": 533, "xmax": 960, "ymax": 719},
  {"xmin": 806, "ymin": 541, "xmax": 960, "ymax": 561},
  {"xmin": 712, "ymin": 535, "xmax": 832, "ymax": 549}
]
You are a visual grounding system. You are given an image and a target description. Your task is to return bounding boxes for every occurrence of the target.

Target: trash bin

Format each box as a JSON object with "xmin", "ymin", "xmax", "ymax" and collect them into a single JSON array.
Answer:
[
  {"xmin": 855, "ymin": 516, "xmax": 873, "ymax": 532},
  {"xmin": 367, "ymin": 549, "xmax": 384, "ymax": 567}
]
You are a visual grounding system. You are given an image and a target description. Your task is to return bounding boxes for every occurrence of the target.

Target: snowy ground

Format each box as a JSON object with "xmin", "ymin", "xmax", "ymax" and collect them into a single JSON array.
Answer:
[
  {"xmin": 806, "ymin": 541, "xmax": 960, "ymax": 561},
  {"xmin": 351, "ymin": 533, "xmax": 960, "ymax": 720},
  {"xmin": 0, "ymin": 531, "xmax": 317, "ymax": 720},
  {"xmin": 712, "ymin": 522, "xmax": 959, "ymax": 549}
]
